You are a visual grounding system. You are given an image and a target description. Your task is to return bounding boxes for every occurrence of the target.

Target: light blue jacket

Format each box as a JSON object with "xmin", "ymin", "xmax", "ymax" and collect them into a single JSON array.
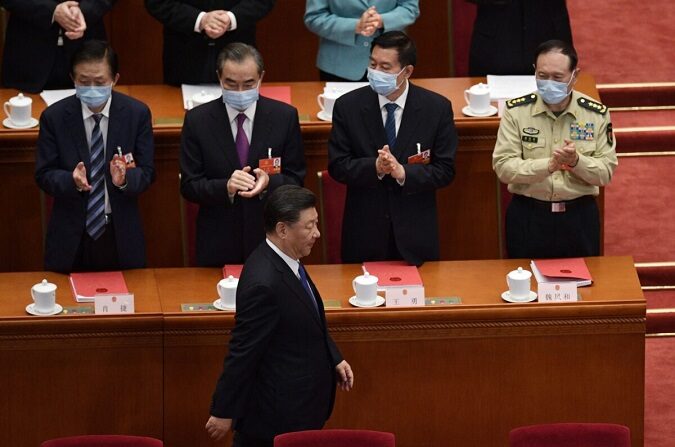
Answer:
[{"xmin": 304, "ymin": 0, "xmax": 420, "ymax": 80}]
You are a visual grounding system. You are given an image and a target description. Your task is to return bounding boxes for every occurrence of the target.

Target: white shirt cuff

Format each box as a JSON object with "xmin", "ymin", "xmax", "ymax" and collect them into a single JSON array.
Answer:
[
  {"xmin": 194, "ymin": 11, "xmax": 206, "ymax": 33},
  {"xmin": 226, "ymin": 11, "xmax": 237, "ymax": 30}
]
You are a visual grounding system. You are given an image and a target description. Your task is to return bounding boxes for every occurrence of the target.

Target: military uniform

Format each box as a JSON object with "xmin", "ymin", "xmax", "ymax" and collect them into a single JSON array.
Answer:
[{"xmin": 492, "ymin": 90, "xmax": 618, "ymax": 258}]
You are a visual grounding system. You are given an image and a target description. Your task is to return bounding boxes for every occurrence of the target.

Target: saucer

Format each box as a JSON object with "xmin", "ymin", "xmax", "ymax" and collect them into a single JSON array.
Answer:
[
  {"xmin": 348, "ymin": 296, "xmax": 385, "ymax": 308},
  {"xmin": 213, "ymin": 299, "xmax": 235, "ymax": 311},
  {"xmin": 317, "ymin": 111, "xmax": 332, "ymax": 122},
  {"xmin": 462, "ymin": 105, "xmax": 498, "ymax": 117},
  {"xmin": 501, "ymin": 290, "xmax": 538, "ymax": 303},
  {"xmin": 3, "ymin": 117, "xmax": 39, "ymax": 129},
  {"xmin": 26, "ymin": 303, "xmax": 63, "ymax": 316}
]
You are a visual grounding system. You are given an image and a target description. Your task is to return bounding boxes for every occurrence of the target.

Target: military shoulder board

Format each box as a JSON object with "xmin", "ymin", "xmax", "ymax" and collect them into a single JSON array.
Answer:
[
  {"xmin": 577, "ymin": 97, "xmax": 608, "ymax": 115},
  {"xmin": 506, "ymin": 94, "xmax": 537, "ymax": 109}
]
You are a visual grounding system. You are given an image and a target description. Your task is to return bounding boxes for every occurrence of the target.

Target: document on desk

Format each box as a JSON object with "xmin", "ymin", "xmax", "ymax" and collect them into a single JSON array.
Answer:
[
  {"xmin": 487, "ymin": 75, "xmax": 537, "ymax": 100},
  {"xmin": 40, "ymin": 89, "xmax": 76, "ymax": 106},
  {"xmin": 530, "ymin": 258, "xmax": 593, "ymax": 287}
]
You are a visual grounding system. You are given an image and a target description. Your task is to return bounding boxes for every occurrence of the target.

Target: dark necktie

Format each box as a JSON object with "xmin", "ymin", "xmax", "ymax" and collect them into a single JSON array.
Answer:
[
  {"xmin": 86, "ymin": 113, "xmax": 106, "ymax": 240},
  {"xmin": 235, "ymin": 113, "xmax": 250, "ymax": 168},
  {"xmin": 384, "ymin": 102, "xmax": 398, "ymax": 149},
  {"xmin": 298, "ymin": 263, "xmax": 319, "ymax": 315}
]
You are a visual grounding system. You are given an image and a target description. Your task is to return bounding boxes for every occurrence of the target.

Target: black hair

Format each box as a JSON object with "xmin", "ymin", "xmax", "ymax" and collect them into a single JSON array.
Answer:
[
  {"xmin": 264, "ymin": 185, "xmax": 316, "ymax": 233},
  {"xmin": 371, "ymin": 31, "xmax": 417, "ymax": 67},
  {"xmin": 70, "ymin": 40, "xmax": 119, "ymax": 77},
  {"xmin": 534, "ymin": 40, "xmax": 578, "ymax": 71}
]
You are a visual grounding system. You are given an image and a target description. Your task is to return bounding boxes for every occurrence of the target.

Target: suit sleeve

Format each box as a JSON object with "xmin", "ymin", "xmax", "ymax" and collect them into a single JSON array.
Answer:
[
  {"xmin": 210, "ymin": 282, "xmax": 280, "ymax": 418},
  {"xmin": 401, "ymin": 96, "xmax": 457, "ymax": 195},
  {"xmin": 0, "ymin": 0, "xmax": 59, "ymax": 30},
  {"xmin": 179, "ymin": 111, "xmax": 233, "ymax": 206},
  {"xmin": 304, "ymin": 0, "xmax": 360, "ymax": 47},
  {"xmin": 78, "ymin": 0, "xmax": 116, "ymax": 24},
  {"xmin": 327, "ymin": 98, "xmax": 383, "ymax": 189},
  {"xmin": 34, "ymin": 111, "xmax": 82, "ymax": 199},
  {"xmin": 117, "ymin": 105, "xmax": 155, "ymax": 196},
  {"xmin": 229, "ymin": 0, "xmax": 275, "ymax": 29},
  {"xmin": 380, "ymin": 0, "xmax": 420, "ymax": 31},
  {"xmin": 144, "ymin": 0, "xmax": 202, "ymax": 34},
  {"xmin": 266, "ymin": 107, "xmax": 306, "ymax": 192}
]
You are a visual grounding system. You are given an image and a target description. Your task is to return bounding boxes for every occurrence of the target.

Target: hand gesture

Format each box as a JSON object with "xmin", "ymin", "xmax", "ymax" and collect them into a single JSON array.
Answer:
[
  {"xmin": 72, "ymin": 162, "xmax": 91, "ymax": 191},
  {"xmin": 356, "ymin": 6, "xmax": 381, "ymax": 36},
  {"xmin": 201, "ymin": 10, "xmax": 230, "ymax": 39},
  {"xmin": 335, "ymin": 360, "xmax": 354, "ymax": 391},
  {"xmin": 110, "ymin": 154, "xmax": 127, "ymax": 187},
  {"xmin": 239, "ymin": 167, "xmax": 269, "ymax": 198},
  {"xmin": 205, "ymin": 416, "xmax": 232, "ymax": 441}
]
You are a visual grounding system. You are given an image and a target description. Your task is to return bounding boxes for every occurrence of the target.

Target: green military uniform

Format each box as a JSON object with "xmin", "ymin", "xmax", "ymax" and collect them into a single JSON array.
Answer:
[{"xmin": 492, "ymin": 90, "xmax": 618, "ymax": 258}]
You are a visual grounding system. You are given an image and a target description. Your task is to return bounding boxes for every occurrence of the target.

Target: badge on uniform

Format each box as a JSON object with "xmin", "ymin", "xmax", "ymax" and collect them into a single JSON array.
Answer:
[
  {"xmin": 522, "ymin": 127, "xmax": 540, "ymax": 135},
  {"xmin": 407, "ymin": 143, "xmax": 431, "ymax": 165},
  {"xmin": 259, "ymin": 148, "xmax": 281, "ymax": 175},
  {"xmin": 607, "ymin": 123, "xmax": 614, "ymax": 145},
  {"xmin": 570, "ymin": 122, "xmax": 594, "ymax": 141}
]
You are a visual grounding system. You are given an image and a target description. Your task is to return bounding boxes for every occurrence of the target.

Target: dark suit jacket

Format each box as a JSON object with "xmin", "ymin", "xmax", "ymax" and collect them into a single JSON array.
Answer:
[
  {"xmin": 210, "ymin": 241, "xmax": 342, "ymax": 440},
  {"xmin": 35, "ymin": 92, "xmax": 155, "ymax": 273},
  {"xmin": 180, "ymin": 96, "xmax": 305, "ymax": 267},
  {"xmin": 468, "ymin": 0, "xmax": 573, "ymax": 76},
  {"xmin": 144, "ymin": 0, "xmax": 275, "ymax": 85},
  {"xmin": 1, "ymin": 0, "xmax": 115, "ymax": 93},
  {"xmin": 328, "ymin": 83, "xmax": 457, "ymax": 266}
]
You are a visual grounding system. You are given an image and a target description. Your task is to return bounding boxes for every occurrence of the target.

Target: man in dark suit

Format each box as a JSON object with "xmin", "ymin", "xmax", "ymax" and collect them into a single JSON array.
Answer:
[
  {"xmin": 35, "ymin": 40, "xmax": 155, "ymax": 273},
  {"xmin": 467, "ymin": 0, "xmax": 573, "ymax": 76},
  {"xmin": 206, "ymin": 185, "xmax": 353, "ymax": 447},
  {"xmin": 328, "ymin": 31, "xmax": 457, "ymax": 266},
  {"xmin": 180, "ymin": 43, "xmax": 305, "ymax": 267},
  {"xmin": 1, "ymin": 0, "xmax": 116, "ymax": 93},
  {"xmin": 144, "ymin": 0, "xmax": 275, "ymax": 85}
]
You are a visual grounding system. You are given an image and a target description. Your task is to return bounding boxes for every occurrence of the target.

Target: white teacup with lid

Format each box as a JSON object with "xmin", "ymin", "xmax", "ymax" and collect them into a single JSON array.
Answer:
[
  {"xmin": 31, "ymin": 279, "xmax": 57, "ymax": 313},
  {"xmin": 4, "ymin": 93, "xmax": 33, "ymax": 127},
  {"xmin": 352, "ymin": 272, "xmax": 384, "ymax": 306},
  {"xmin": 506, "ymin": 267, "xmax": 532, "ymax": 301},
  {"xmin": 317, "ymin": 88, "xmax": 341, "ymax": 118},
  {"xmin": 464, "ymin": 82, "xmax": 491, "ymax": 114},
  {"xmin": 217, "ymin": 275, "xmax": 238, "ymax": 309}
]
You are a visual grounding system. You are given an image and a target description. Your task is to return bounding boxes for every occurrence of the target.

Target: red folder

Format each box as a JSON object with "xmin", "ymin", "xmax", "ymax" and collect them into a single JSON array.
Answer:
[
  {"xmin": 260, "ymin": 86, "xmax": 292, "ymax": 105},
  {"xmin": 69, "ymin": 271, "xmax": 128, "ymax": 303},
  {"xmin": 362, "ymin": 261, "xmax": 423, "ymax": 286},
  {"xmin": 222, "ymin": 264, "xmax": 244, "ymax": 279},
  {"xmin": 530, "ymin": 258, "xmax": 593, "ymax": 286}
]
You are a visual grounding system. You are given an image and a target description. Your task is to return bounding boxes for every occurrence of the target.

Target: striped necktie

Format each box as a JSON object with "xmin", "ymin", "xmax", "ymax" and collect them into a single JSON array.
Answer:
[
  {"xmin": 384, "ymin": 102, "xmax": 398, "ymax": 149},
  {"xmin": 86, "ymin": 113, "xmax": 106, "ymax": 240}
]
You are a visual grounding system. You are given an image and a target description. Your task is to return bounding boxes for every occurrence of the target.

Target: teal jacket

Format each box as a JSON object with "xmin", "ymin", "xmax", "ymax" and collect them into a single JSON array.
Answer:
[{"xmin": 304, "ymin": 0, "xmax": 419, "ymax": 80}]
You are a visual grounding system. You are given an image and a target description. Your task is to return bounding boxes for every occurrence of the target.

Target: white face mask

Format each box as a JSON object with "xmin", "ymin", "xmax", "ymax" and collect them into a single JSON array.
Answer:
[
  {"xmin": 367, "ymin": 67, "xmax": 405, "ymax": 96},
  {"xmin": 221, "ymin": 80, "xmax": 261, "ymax": 111},
  {"xmin": 536, "ymin": 75, "xmax": 575, "ymax": 105}
]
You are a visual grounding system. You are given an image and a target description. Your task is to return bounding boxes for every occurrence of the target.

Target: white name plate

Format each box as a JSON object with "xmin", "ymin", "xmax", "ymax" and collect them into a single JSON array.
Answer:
[
  {"xmin": 385, "ymin": 286, "xmax": 425, "ymax": 307},
  {"xmin": 538, "ymin": 283, "xmax": 578, "ymax": 302},
  {"xmin": 94, "ymin": 293, "xmax": 135, "ymax": 314}
]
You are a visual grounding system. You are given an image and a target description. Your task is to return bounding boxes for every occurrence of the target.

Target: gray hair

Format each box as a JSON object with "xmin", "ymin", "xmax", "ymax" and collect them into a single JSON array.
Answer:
[{"xmin": 216, "ymin": 43, "xmax": 265, "ymax": 76}]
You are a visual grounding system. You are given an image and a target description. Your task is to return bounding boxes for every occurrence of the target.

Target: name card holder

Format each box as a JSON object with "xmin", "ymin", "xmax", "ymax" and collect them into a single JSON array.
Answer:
[
  {"xmin": 94, "ymin": 293, "xmax": 135, "ymax": 314},
  {"xmin": 385, "ymin": 286, "xmax": 425, "ymax": 307},
  {"xmin": 537, "ymin": 283, "xmax": 578, "ymax": 302}
]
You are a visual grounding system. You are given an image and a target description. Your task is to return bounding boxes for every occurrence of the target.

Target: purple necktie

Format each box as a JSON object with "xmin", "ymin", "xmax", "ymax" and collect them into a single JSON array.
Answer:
[{"xmin": 235, "ymin": 113, "xmax": 249, "ymax": 168}]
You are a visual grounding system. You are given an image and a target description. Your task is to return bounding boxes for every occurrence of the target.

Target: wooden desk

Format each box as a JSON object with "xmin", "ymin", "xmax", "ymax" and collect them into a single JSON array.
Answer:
[
  {"xmin": 0, "ymin": 269, "xmax": 164, "ymax": 447},
  {"xmin": 155, "ymin": 256, "xmax": 644, "ymax": 447},
  {"xmin": 0, "ymin": 76, "xmax": 600, "ymax": 270}
]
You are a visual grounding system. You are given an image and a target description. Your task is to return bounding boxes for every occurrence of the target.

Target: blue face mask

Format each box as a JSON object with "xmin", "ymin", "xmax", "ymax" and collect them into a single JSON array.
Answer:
[
  {"xmin": 367, "ymin": 67, "xmax": 405, "ymax": 96},
  {"xmin": 222, "ymin": 83, "xmax": 260, "ymax": 111},
  {"xmin": 76, "ymin": 85, "xmax": 112, "ymax": 109},
  {"xmin": 536, "ymin": 76, "xmax": 574, "ymax": 105}
]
